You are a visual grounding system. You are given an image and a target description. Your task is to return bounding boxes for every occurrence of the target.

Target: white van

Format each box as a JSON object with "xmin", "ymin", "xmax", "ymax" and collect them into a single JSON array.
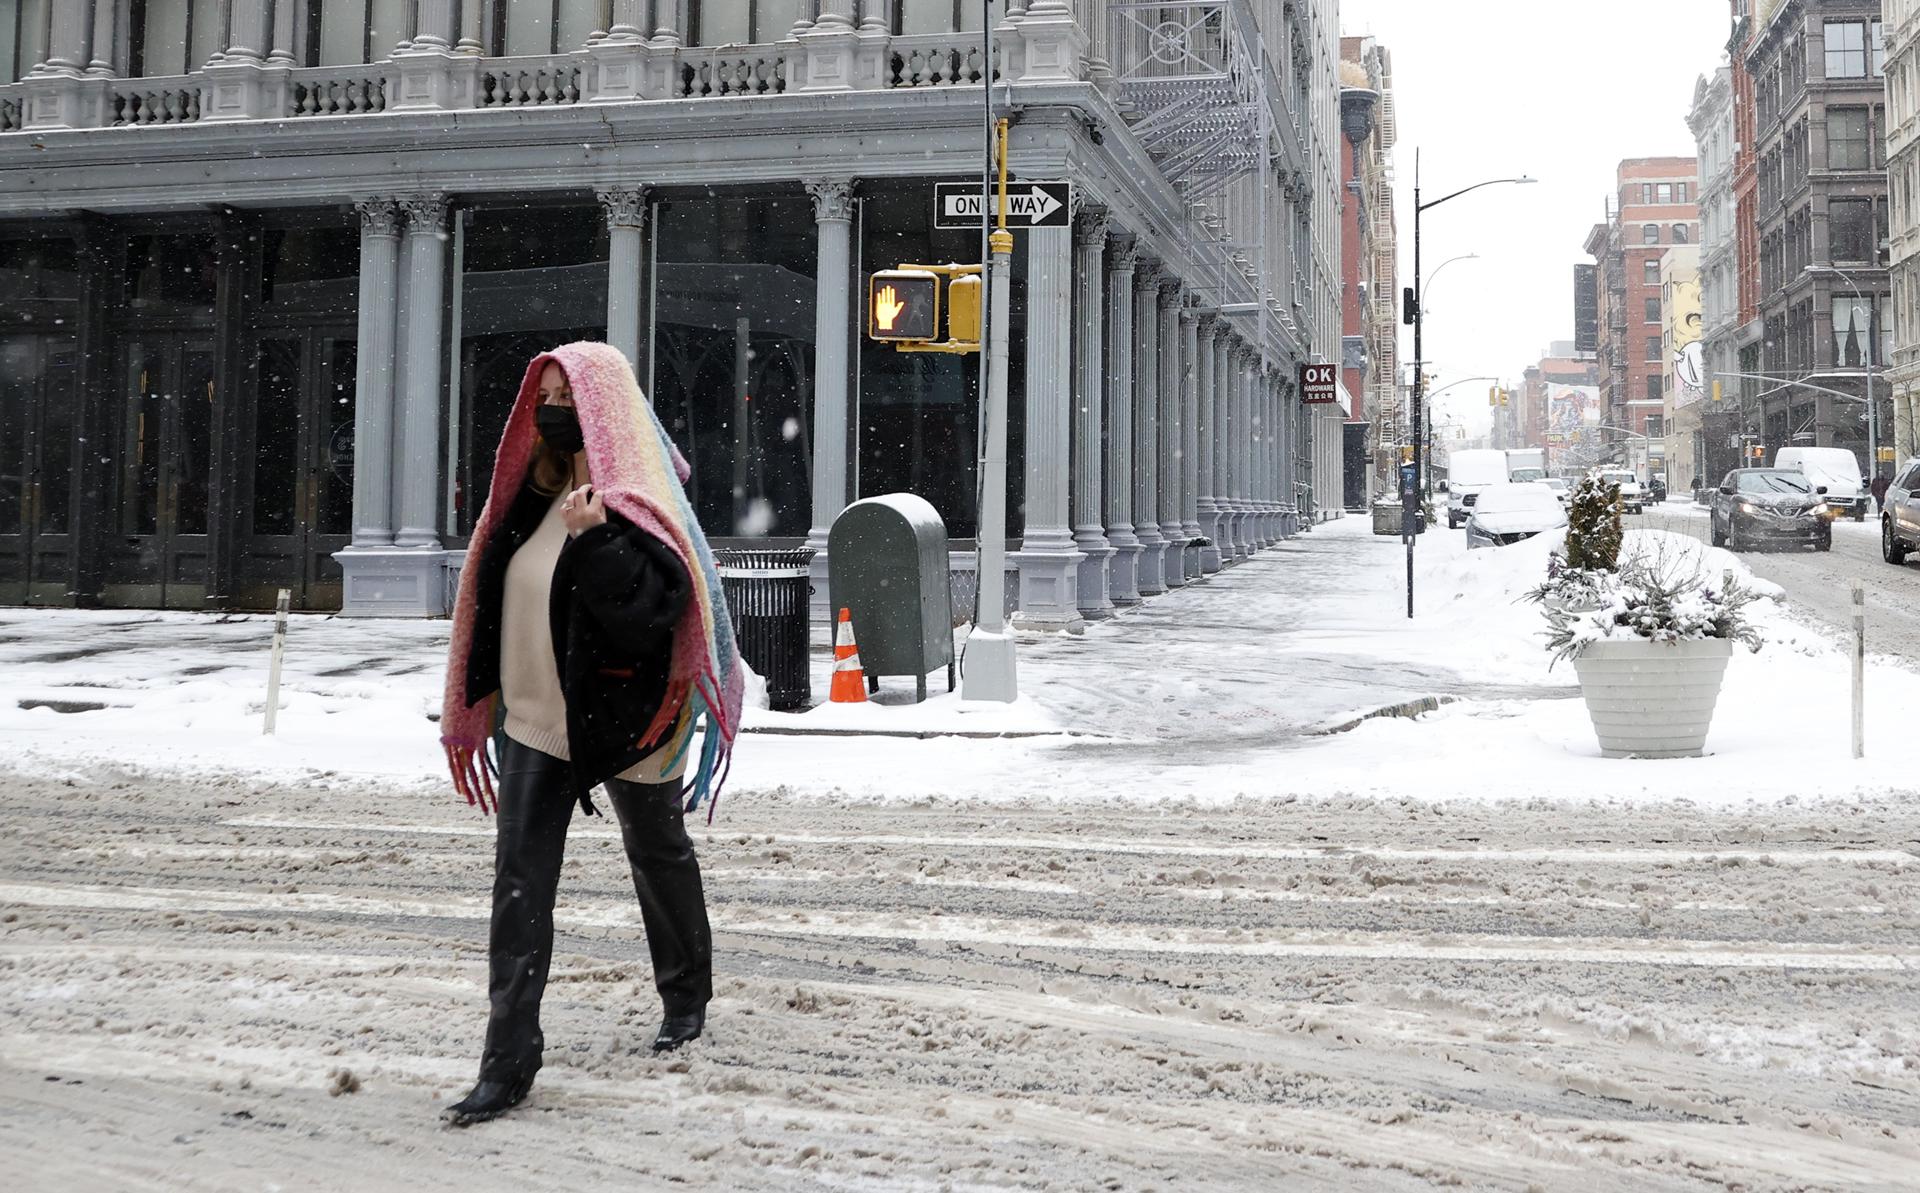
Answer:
[
  {"xmin": 1775, "ymin": 447, "xmax": 1865, "ymax": 520},
  {"xmin": 1445, "ymin": 449, "xmax": 1513, "ymax": 528}
]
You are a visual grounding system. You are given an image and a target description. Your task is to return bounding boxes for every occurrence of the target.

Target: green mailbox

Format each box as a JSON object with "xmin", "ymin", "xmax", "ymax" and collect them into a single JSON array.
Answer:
[{"xmin": 827, "ymin": 494, "xmax": 954, "ymax": 702}]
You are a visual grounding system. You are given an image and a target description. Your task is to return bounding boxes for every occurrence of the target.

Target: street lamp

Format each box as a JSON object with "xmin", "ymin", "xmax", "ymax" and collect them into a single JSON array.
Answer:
[
  {"xmin": 1419, "ymin": 253, "xmax": 1481, "ymax": 317},
  {"xmin": 1406, "ymin": 155, "xmax": 1536, "ymax": 618},
  {"xmin": 1804, "ymin": 264, "xmax": 1882, "ymax": 478}
]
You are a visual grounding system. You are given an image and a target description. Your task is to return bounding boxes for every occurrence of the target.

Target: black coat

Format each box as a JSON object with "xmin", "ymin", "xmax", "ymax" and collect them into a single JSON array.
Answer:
[{"xmin": 463, "ymin": 482, "xmax": 692, "ymax": 811}]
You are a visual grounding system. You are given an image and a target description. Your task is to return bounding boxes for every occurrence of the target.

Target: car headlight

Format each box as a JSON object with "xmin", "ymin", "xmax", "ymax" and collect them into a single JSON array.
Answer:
[{"xmin": 1739, "ymin": 501, "xmax": 1756, "ymax": 513}]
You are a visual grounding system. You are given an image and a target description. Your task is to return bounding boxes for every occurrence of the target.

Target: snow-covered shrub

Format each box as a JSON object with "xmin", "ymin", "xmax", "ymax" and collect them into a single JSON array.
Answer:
[
  {"xmin": 1540, "ymin": 537, "xmax": 1764, "ymax": 668},
  {"xmin": 1564, "ymin": 475, "xmax": 1622, "ymax": 572},
  {"xmin": 1523, "ymin": 551, "xmax": 1614, "ymax": 610}
]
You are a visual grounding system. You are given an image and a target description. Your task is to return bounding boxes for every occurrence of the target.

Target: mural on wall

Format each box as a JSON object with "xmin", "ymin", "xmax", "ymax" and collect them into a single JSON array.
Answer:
[
  {"xmin": 1547, "ymin": 383, "xmax": 1600, "ymax": 451},
  {"xmin": 1674, "ymin": 309, "xmax": 1707, "ymax": 407}
]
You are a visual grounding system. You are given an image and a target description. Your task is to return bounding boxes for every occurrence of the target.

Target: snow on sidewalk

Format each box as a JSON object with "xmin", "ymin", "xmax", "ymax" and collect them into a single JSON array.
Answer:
[{"xmin": 1, "ymin": 516, "xmax": 1913, "ymax": 806}]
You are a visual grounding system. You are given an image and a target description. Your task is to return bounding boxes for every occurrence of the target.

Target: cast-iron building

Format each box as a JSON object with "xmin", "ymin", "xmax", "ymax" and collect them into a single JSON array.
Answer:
[{"xmin": 0, "ymin": 1, "xmax": 1344, "ymax": 624}]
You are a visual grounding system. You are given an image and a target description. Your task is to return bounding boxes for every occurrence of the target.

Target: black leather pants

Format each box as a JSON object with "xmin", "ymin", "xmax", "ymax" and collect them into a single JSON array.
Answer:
[{"xmin": 479, "ymin": 737, "xmax": 713, "ymax": 1082}]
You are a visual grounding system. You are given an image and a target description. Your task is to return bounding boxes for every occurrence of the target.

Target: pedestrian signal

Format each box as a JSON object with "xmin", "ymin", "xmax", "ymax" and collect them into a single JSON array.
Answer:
[
  {"xmin": 947, "ymin": 273, "xmax": 982, "ymax": 344},
  {"xmin": 868, "ymin": 270, "xmax": 939, "ymax": 342}
]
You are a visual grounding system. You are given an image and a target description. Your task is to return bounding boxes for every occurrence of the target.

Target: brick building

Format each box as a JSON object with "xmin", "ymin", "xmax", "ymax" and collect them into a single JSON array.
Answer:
[
  {"xmin": 1338, "ymin": 35, "xmax": 1397, "ymax": 510},
  {"xmin": 1585, "ymin": 158, "xmax": 1701, "ymax": 478}
]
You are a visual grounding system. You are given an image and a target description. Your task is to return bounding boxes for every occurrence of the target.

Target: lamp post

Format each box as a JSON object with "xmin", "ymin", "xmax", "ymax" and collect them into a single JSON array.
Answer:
[
  {"xmin": 1407, "ymin": 154, "xmax": 1535, "ymax": 617},
  {"xmin": 1419, "ymin": 253, "xmax": 1481, "ymax": 317},
  {"xmin": 1804, "ymin": 264, "xmax": 1882, "ymax": 478}
]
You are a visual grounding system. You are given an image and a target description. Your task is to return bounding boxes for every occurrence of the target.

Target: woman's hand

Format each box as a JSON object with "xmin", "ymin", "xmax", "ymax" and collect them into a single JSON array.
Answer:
[{"xmin": 561, "ymin": 485, "xmax": 607, "ymax": 536}]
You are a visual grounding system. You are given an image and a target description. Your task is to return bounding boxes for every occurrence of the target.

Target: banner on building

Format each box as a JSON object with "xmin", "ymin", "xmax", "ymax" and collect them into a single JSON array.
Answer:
[
  {"xmin": 1573, "ymin": 264, "xmax": 1598, "ymax": 354},
  {"xmin": 1547, "ymin": 383, "xmax": 1600, "ymax": 451}
]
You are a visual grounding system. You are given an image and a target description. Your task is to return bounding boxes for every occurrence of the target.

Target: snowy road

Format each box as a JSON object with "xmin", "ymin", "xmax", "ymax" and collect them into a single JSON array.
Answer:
[
  {"xmin": 1633, "ymin": 503, "xmax": 1920, "ymax": 662},
  {"xmin": 3, "ymin": 764, "xmax": 1917, "ymax": 1190}
]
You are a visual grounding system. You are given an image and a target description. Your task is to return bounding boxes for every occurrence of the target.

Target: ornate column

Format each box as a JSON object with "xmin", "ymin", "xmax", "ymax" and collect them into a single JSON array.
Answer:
[
  {"xmin": 394, "ymin": 195, "xmax": 450, "ymax": 556},
  {"xmin": 458, "ymin": 0, "xmax": 487, "ymax": 53},
  {"xmin": 598, "ymin": 188, "xmax": 649, "ymax": 367},
  {"xmin": 348, "ymin": 199, "xmax": 401, "ymax": 550},
  {"xmin": 1241, "ymin": 352, "xmax": 1260, "ymax": 553},
  {"xmin": 269, "ymin": 0, "xmax": 298, "ymax": 64},
  {"xmin": 1132, "ymin": 261, "xmax": 1167, "ymax": 595},
  {"xmin": 609, "ymin": 0, "xmax": 647, "ymax": 37},
  {"xmin": 804, "ymin": 179, "xmax": 856, "ymax": 617},
  {"xmin": 1265, "ymin": 370, "xmax": 1283, "ymax": 544},
  {"xmin": 1156, "ymin": 277, "xmax": 1186, "ymax": 588},
  {"xmin": 590, "ymin": 0, "xmax": 652, "ymax": 99},
  {"xmin": 1256, "ymin": 369, "xmax": 1274, "ymax": 546},
  {"xmin": 1103, "ymin": 232, "xmax": 1143, "ymax": 605},
  {"xmin": 1218, "ymin": 341, "xmax": 1241, "ymax": 562},
  {"xmin": 1070, "ymin": 207, "xmax": 1115, "ymax": 619},
  {"xmin": 1196, "ymin": 318, "xmax": 1223, "ymax": 573},
  {"xmin": 1012, "ymin": 223, "xmax": 1085, "ymax": 632},
  {"xmin": 88, "ymin": 0, "xmax": 117, "ymax": 74},
  {"xmin": 1178, "ymin": 302, "xmax": 1203, "ymax": 578}
]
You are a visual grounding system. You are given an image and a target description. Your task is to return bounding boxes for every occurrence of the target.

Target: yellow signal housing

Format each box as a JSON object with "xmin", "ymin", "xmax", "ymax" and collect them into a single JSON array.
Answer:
[
  {"xmin": 1712, "ymin": 380, "xmax": 1723, "ymax": 402},
  {"xmin": 1489, "ymin": 386, "xmax": 1498, "ymax": 407},
  {"xmin": 947, "ymin": 274, "xmax": 982, "ymax": 344}
]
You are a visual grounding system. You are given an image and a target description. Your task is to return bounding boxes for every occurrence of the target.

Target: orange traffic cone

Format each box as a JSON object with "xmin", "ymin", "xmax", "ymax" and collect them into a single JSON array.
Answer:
[{"xmin": 830, "ymin": 607, "xmax": 868, "ymax": 704}]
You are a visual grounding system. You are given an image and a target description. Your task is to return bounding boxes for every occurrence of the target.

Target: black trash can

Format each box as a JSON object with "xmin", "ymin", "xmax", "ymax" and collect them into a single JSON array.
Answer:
[{"xmin": 715, "ymin": 548, "xmax": 815, "ymax": 712}]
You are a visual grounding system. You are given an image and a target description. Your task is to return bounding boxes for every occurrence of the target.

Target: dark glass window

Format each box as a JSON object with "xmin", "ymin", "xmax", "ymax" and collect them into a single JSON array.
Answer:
[
  {"xmin": 261, "ymin": 226, "xmax": 360, "ymax": 310},
  {"xmin": 1672, "ymin": 223, "xmax": 1689, "ymax": 244},
  {"xmin": 1830, "ymin": 197, "xmax": 1874, "ymax": 263},
  {"xmin": 454, "ymin": 206, "xmax": 609, "ymax": 534},
  {"xmin": 0, "ymin": 237, "xmax": 81, "ymax": 306},
  {"xmin": 1828, "ymin": 107, "xmax": 1871, "ymax": 170},
  {"xmin": 1645, "ymin": 298, "xmax": 1661, "ymax": 323},
  {"xmin": 652, "ymin": 189, "xmax": 818, "ymax": 539},
  {"xmin": 1643, "ymin": 258, "xmax": 1661, "ymax": 285},
  {"xmin": 1643, "ymin": 224, "xmax": 1660, "ymax": 245},
  {"xmin": 125, "ymin": 233, "xmax": 219, "ymax": 316},
  {"xmin": 1646, "ymin": 335, "xmax": 1662, "ymax": 362},
  {"xmin": 252, "ymin": 337, "xmax": 303, "ymax": 536}
]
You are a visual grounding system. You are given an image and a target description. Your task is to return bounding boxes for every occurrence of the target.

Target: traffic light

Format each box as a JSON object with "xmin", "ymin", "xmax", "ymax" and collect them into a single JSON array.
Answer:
[
  {"xmin": 1711, "ymin": 380, "xmax": 1723, "ymax": 403},
  {"xmin": 947, "ymin": 273, "xmax": 982, "ymax": 344},
  {"xmin": 1489, "ymin": 386, "xmax": 1498, "ymax": 407},
  {"xmin": 1402, "ymin": 287, "xmax": 1418, "ymax": 325},
  {"xmin": 868, "ymin": 270, "xmax": 939, "ymax": 342},
  {"xmin": 1499, "ymin": 387, "xmax": 1509, "ymax": 407}
]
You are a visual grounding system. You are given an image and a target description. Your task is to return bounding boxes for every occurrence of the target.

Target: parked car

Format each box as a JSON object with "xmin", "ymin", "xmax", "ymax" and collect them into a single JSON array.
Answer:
[
  {"xmin": 1709, "ymin": 469, "xmax": 1833, "ymax": 552},
  {"xmin": 1464, "ymin": 482, "xmax": 1568, "ymax": 549},
  {"xmin": 1540, "ymin": 476, "xmax": 1572, "ymax": 506},
  {"xmin": 1775, "ymin": 446, "xmax": 1866, "ymax": 521},
  {"xmin": 1880, "ymin": 458, "xmax": 1920, "ymax": 564},
  {"xmin": 1595, "ymin": 468, "xmax": 1644, "ymax": 514}
]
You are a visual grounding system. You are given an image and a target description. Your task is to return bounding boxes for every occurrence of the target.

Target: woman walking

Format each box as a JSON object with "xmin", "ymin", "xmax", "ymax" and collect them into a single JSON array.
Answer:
[{"xmin": 437, "ymin": 341, "xmax": 744, "ymax": 1126}]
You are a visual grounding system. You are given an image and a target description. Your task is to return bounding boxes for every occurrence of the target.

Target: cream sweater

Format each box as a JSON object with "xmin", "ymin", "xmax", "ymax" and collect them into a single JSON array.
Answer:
[{"xmin": 500, "ymin": 490, "xmax": 688, "ymax": 783}]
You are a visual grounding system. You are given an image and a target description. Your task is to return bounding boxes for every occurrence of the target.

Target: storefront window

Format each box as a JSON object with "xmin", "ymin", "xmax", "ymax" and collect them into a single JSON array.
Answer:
[
  {"xmin": 0, "ymin": 235, "xmax": 80, "ymax": 320},
  {"xmin": 124, "ymin": 232, "xmax": 219, "ymax": 317},
  {"xmin": 453, "ymin": 205, "xmax": 608, "ymax": 534},
  {"xmin": 651, "ymin": 189, "xmax": 817, "ymax": 539},
  {"xmin": 261, "ymin": 226, "xmax": 360, "ymax": 310}
]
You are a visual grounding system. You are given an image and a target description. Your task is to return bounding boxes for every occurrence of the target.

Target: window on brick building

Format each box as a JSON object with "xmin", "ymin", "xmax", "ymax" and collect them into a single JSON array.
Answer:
[
  {"xmin": 1646, "ymin": 375, "xmax": 1663, "ymax": 402},
  {"xmin": 1645, "ymin": 297, "xmax": 1661, "ymax": 323},
  {"xmin": 1656, "ymin": 183, "xmax": 1674, "ymax": 204},
  {"xmin": 1831, "ymin": 197, "xmax": 1874, "ymax": 263},
  {"xmin": 1643, "ymin": 223, "xmax": 1660, "ymax": 245},
  {"xmin": 1646, "ymin": 336, "xmax": 1662, "ymax": 362},
  {"xmin": 1673, "ymin": 223, "xmax": 1689, "ymax": 244},
  {"xmin": 1873, "ymin": 20, "xmax": 1886, "ymax": 76},
  {"xmin": 1829, "ymin": 107, "xmax": 1871, "ymax": 169},
  {"xmin": 1826, "ymin": 21, "xmax": 1868, "ymax": 79},
  {"xmin": 1647, "ymin": 413, "xmax": 1665, "ymax": 438},
  {"xmin": 1641, "ymin": 183, "xmax": 1655, "ymax": 204},
  {"xmin": 1676, "ymin": 182, "xmax": 1690, "ymax": 203},
  {"xmin": 1643, "ymin": 258, "xmax": 1661, "ymax": 285}
]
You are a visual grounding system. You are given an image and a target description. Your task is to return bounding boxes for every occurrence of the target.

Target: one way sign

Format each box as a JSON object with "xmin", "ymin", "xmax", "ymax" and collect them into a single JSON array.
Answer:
[{"xmin": 935, "ymin": 182, "xmax": 1073, "ymax": 229}]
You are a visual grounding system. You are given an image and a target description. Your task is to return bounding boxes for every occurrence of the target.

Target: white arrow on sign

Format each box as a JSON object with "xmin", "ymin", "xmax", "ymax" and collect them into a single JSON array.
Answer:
[{"xmin": 941, "ymin": 187, "xmax": 1064, "ymax": 223}]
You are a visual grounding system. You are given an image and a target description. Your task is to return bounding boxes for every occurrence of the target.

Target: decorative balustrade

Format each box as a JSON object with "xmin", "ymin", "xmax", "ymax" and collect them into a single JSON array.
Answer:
[
  {"xmin": 112, "ymin": 78, "xmax": 204, "ymax": 126},
  {"xmin": 479, "ymin": 57, "xmax": 582, "ymax": 108},
  {"xmin": 286, "ymin": 67, "xmax": 388, "ymax": 117},
  {"xmin": 889, "ymin": 34, "xmax": 996, "ymax": 89},
  {"xmin": 677, "ymin": 47, "xmax": 788, "ymax": 98}
]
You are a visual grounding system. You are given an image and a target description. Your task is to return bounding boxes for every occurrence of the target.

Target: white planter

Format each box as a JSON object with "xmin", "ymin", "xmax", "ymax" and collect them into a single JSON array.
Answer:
[{"xmin": 1570, "ymin": 637, "xmax": 1733, "ymax": 759}]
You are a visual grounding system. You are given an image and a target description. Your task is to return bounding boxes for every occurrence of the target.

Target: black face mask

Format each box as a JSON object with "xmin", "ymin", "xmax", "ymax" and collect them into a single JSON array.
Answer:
[{"xmin": 536, "ymin": 405, "xmax": 585, "ymax": 455}]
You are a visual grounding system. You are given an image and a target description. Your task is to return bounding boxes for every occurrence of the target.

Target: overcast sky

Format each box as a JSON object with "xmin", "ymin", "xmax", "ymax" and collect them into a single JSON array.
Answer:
[{"xmin": 1338, "ymin": 0, "xmax": 1734, "ymax": 435}]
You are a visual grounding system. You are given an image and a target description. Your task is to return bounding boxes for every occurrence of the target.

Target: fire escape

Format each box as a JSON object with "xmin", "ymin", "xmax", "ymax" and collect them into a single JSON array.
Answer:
[{"xmin": 1109, "ymin": 2, "xmax": 1282, "ymax": 346}]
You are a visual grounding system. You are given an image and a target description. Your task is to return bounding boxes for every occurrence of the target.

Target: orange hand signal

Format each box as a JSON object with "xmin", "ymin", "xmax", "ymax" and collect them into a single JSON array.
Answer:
[{"xmin": 875, "ymin": 284, "xmax": 907, "ymax": 332}]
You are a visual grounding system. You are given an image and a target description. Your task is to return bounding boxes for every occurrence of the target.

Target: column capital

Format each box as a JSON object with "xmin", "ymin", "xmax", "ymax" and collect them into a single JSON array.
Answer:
[
  {"xmin": 597, "ymin": 187, "xmax": 650, "ymax": 228},
  {"xmin": 1106, "ymin": 231, "xmax": 1140, "ymax": 270},
  {"xmin": 804, "ymin": 178, "xmax": 856, "ymax": 222},
  {"xmin": 399, "ymin": 194, "xmax": 449, "ymax": 232},
  {"xmin": 1073, "ymin": 203, "xmax": 1109, "ymax": 246},
  {"xmin": 1135, "ymin": 258, "xmax": 1165, "ymax": 289},
  {"xmin": 1157, "ymin": 276, "xmax": 1183, "ymax": 307},
  {"xmin": 356, "ymin": 197, "xmax": 402, "ymax": 238}
]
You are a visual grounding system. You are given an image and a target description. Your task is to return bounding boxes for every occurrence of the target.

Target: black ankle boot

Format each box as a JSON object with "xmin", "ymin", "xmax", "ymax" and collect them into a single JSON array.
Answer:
[
  {"xmin": 442, "ymin": 1074, "xmax": 535, "ymax": 1126},
  {"xmin": 651, "ymin": 1010, "xmax": 705, "ymax": 1053}
]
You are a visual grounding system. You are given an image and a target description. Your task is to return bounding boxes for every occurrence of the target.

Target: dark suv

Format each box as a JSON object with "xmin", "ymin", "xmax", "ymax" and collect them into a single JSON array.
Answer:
[
  {"xmin": 1709, "ymin": 469, "xmax": 1833, "ymax": 552},
  {"xmin": 1881, "ymin": 459, "xmax": 1920, "ymax": 565}
]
